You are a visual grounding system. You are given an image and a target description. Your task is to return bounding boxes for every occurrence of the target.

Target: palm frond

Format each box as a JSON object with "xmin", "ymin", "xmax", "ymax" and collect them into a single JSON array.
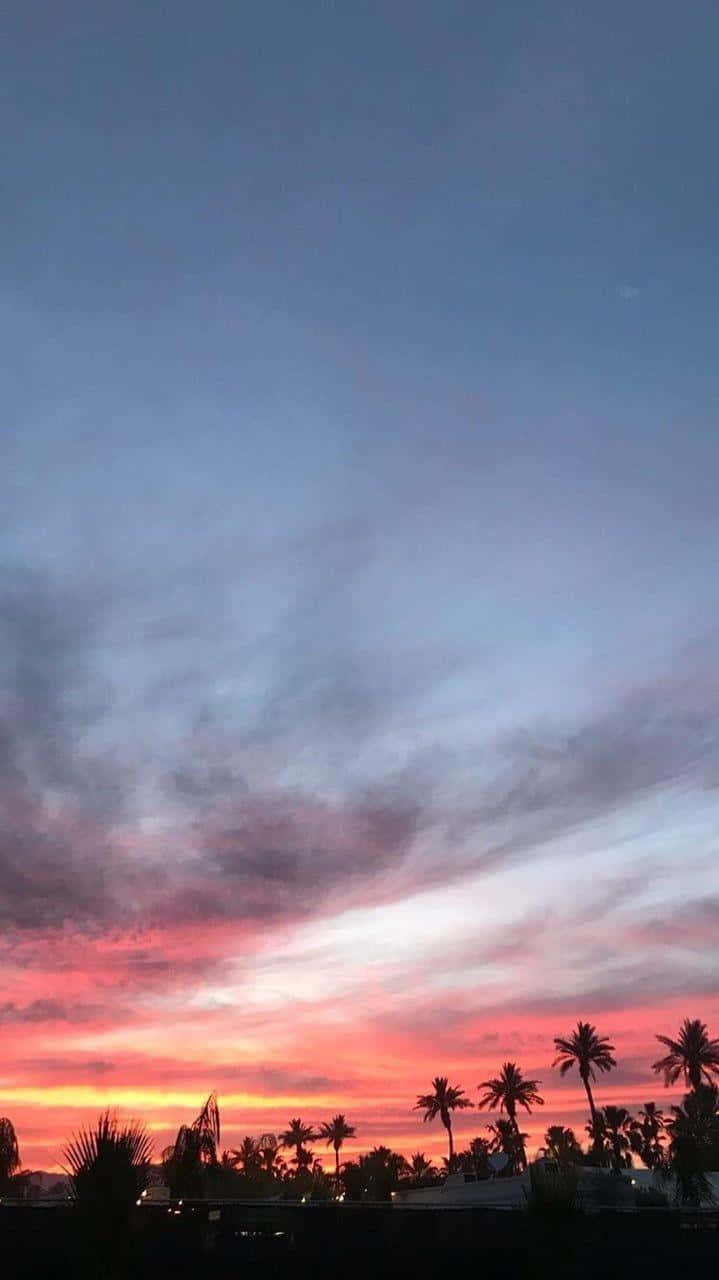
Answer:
[{"xmin": 63, "ymin": 1111, "xmax": 153, "ymax": 1206}]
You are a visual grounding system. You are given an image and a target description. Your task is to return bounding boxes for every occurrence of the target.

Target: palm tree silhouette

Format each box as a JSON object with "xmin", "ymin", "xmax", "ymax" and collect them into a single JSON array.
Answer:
[
  {"xmin": 415, "ymin": 1076, "xmax": 472, "ymax": 1164},
  {"xmin": 598, "ymin": 1105, "xmax": 635, "ymax": 1171},
  {"xmin": 486, "ymin": 1118, "xmax": 528, "ymax": 1175},
  {"xmin": 630, "ymin": 1102, "xmax": 666, "ymax": 1170},
  {"xmin": 466, "ymin": 1136, "xmax": 491, "ymax": 1178},
  {"xmin": 162, "ymin": 1092, "xmax": 221, "ymax": 1198},
  {"xmin": 666, "ymin": 1084, "xmax": 719, "ymax": 1205},
  {"xmin": 319, "ymin": 1114, "xmax": 356, "ymax": 1193},
  {"xmin": 409, "ymin": 1151, "xmax": 436, "ymax": 1183},
  {"xmin": 543, "ymin": 1124, "xmax": 583, "ymax": 1165},
  {"xmin": 553, "ymin": 1021, "xmax": 616, "ymax": 1144},
  {"xmin": 256, "ymin": 1133, "xmax": 285, "ymax": 1178},
  {"xmin": 477, "ymin": 1062, "xmax": 543, "ymax": 1161},
  {"xmin": 63, "ymin": 1109, "xmax": 153, "ymax": 1258},
  {"xmin": 359, "ymin": 1146, "xmax": 409, "ymax": 1199},
  {"xmin": 279, "ymin": 1118, "xmax": 317, "ymax": 1171},
  {"xmin": 0, "ymin": 1118, "xmax": 20, "ymax": 1189},
  {"xmin": 229, "ymin": 1135, "xmax": 260, "ymax": 1176},
  {"xmin": 653, "ymin": 1018, "xmax": 719, "ymax": 1092}
]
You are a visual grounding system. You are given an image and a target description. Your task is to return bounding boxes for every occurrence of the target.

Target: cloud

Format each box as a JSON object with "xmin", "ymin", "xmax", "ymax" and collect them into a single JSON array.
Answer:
[
  {"xmin": 16, "ymin": 1057, "xmax": 115, "ymax": 1078},
  {"xmin": 0, "ymin": 565, "xmax": 143, "ymax": 930},
  {"xmin": 447, "ymin": 657, "xmax": 719, "ymax": 868},
  {"xmin": 167, "ymin": 781, "xmax": 427, "ymax": 927},
  {"xmin": 0, "ymin": 999, "xmax": 103, "ymax": 1024},
  {"xmin": 0, "ymin": 565, "xmax": 124, "ymax": 811},
  {"xmin": 2, "ymin": 558, "xmax": 718, "ymax": 947},
  {"xmin": 627, "ymin": 896, "xmax": 719, "ymax": 951}
]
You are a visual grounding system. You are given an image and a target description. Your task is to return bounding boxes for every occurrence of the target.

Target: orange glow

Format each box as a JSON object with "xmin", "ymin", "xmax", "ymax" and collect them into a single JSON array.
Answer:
[{"xmin": 5, "ymin": 915, "xmax": 716, "ymax": 1172}]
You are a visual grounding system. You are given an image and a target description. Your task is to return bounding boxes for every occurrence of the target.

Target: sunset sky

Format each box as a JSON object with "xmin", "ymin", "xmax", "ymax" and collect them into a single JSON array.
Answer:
[{"xmin": 2, "ymin": 2, "xmax": 718, "ymax": 1171}]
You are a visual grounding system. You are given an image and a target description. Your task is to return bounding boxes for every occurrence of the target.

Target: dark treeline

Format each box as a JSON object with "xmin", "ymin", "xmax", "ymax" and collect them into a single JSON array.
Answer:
[{"xmin": 2, "ymin": 1016, "xmax": 718, "ymax": 1213}]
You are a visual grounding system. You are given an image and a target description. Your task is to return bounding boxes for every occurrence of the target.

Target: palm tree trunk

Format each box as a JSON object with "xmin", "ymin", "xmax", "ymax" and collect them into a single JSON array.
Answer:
[
  {"xmin": 444, "ymin": 1117, "xmax": 454, "ymax": 1164},
  {"xmin": 582, "ymin": 1075, "xmax": 598, "ymax": 1126},
  {"xmin": 581, "ymin": 1072, "xmax": 597, "ymax": 1125},
  {"xmin": 506, "ymin": 1102, "xmax": 525, "ymax": 1171},
  {"xmin": 582, "ymin": 1073, "xmax": 602, "ymax": 1158},
  {"xmin": 335, "ymin": 1146, "xmax": 340, "ymax": 1196}
]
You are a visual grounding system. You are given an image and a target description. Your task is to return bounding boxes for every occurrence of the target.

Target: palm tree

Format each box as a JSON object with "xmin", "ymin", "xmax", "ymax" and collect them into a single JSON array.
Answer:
[
  {"xmin": 415, "ymin": 1076, "xmax": 472, "ymax": 1164},
  {"xmin": 543, "ymin": 1125, "xmax": 583, "ymax": 1166},
  {"xmin": 319, "ymin": 1114, "xmax": 356, "ymax": 1194},
  {"xmin": 307, "ymin": 1161, "xmax": 333, "ymax": 1201},
  {"xmin": 630, "ymin": 1102, "xmax": 666, "ymax": 1171},
  {"xmin": 163, "ymin": 1093, "xmax": 221, "ymax": 1198},
  {"xmin": 358, "ymin": 1146, "xmax": 409, "ymax": 1200},
  {"xmin": 487, "ymin": 1118, "xmax": 528, "ymax": 1175},
  {"xmin": 279, "ymin": 1118, "xmax": 317, "ymax": 1171},
  {"xmin": 257, "ymin": 1133, "xmax": 286, "ymax": 1179},
  {"xmin": 477, "ymin": 1062, "xmax": 544, "ymax": 1160},
  {"xmin": 0, "ymin": 1118, "xmax": 20, "ymax": 1189},
  {"xmin": 409, "ymin": 1151, "xmax": 436, "ymax": 1184},
  {"xmin": 229, "ymin": 1136, "xmax": 260, "ymax": 1176},
  {"xmin": 552, "ymin": 1021, "xmax": 616, "ymax": 1143},
  {"xmin": 599, "ymin": 1105, "xmax": 635, "ymax": 1171},
  {"xmin": 454, "ymin": 1137, "xmax": 491, "ymax": 1178},
  {"xmin": 666, "ymin": 1084, "xmax": 719, "ymax": 1205},
  {"xmin": 585, "ymin": 1111, "xmax": 609, "ymax": 1167},
  {"xmin": 63, "ymin": 1112, "xmax": 152, "ymax": 1221},
  {"xmin": 653, "ymin": 1018, "xmax": 719, "ymax": 1092},
  {"xmin": 466, "ymin": 1135, "xmax": 491, "ymax": 1178}
]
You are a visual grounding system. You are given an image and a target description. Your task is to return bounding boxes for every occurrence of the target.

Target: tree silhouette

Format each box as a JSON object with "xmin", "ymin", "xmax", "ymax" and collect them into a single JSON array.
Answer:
[
  {"xmin": 340, "ymin": 1160, "xmax": 364, "ymax": 1201},
  {"xmin": 409, "ymin": 1151, "xmax": 436, "ymax": 1184},
  {"xmin": 162, "ymin": 1093, "xmax": 221, "ymax": 1198},
  {"xmin": 193, "ymin": 1092, "xmax": 221, "ymax": 1151},
  {"xmin": 257, "ymin": 1133, "xmax": 286, "ymax": 1178},
  {"xmin": 415, "ymin": 1076, "xmax": 472, "ymax": 1163},
  {"xmin": 653, "ymin": 1018, "xmax": 719, "ymax": 1092},
  {"xmin": 486, "ymin": 1118, "xmax": 528, "ymax": 1175},
  {"xmin": 477, "ymin": 1062, "xmax": 543, "ymax": 1165},
  {"xmin": 465, "ymin": 1136, "xmax": 491, "ymax": 1178},
  {"xmin": 630, "ymin": 1102, "xmax": 666, "ymax": 1171},
  {"xmin": 228, "ymin": 1135, "xmax": 260, "ymax": 1176},
  {"xmin": 666, "ymin": 1085, "xmax": 719, "ymax": 1205},
  {"xmin": 598, "ymin": 1105, "xmax": 635, "ymax": 1171},
  {"xmin": 358, "ymin": 1146, "xmax": 409, "ymax": 1200},
  {"xmin": 279, "ymin": 1118, "xmax": 317, "ymax": 1171},
  {"xmin": 543, "ymin": 1125, "xmax": 583, "ymax": 1166},
  {"xmin": 553, "ymin": 1021, "xmax": 616, "ymax": 1150},
  {"xmin": 63, "ymin": 1110, "xmax": 153, "ymax": 1261},
  {"xmin": 0, "ymin": 1118, "xmax": 20, "ymax": 1189},
  {"xmin": 319, "ymin": 1114, "xmax": 356, "ymax": 1194}
]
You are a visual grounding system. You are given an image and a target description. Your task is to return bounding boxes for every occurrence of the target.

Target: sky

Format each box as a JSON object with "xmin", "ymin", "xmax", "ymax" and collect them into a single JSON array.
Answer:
[{"xmin": 2, "ymin": 0, "xmax": 719, "ymax": 1171}]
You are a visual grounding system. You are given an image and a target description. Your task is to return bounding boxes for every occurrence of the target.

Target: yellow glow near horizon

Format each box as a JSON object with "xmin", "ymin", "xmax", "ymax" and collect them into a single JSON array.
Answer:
[{"xmin": 0, "ymin": 1085, "xmax": 341, "ymax": 1111}]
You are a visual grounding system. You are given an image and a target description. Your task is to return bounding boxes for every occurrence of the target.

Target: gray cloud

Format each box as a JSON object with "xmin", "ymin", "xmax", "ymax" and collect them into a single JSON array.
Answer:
[
  {"xmin": 627, "ymin": 895, "xmax": 719, "ymax": 950},
  {"xmin": 0, "ymin": 566, "xmax": 136, "ymax": 930},
  {"xmin": 0, "ymin": 999, "xmax": 104, "ymax": 1024},
  {"xmin": 0, "ymin": 565, "xmax": 123, "ymax": 810},
  {"xmin": 15, "ymin": 1056, "xmax": 114, "ymax": 1076},
  {"xmin": 446, "ymin": 655, "xmax": 719, "ymax": 870},
  {"xmin": 178, "ymin": 780, "xmax": 427, "ymax": 924},
  {"xmin": 2, "ymin": 558, "xmax": 719, "ymax": 943}
]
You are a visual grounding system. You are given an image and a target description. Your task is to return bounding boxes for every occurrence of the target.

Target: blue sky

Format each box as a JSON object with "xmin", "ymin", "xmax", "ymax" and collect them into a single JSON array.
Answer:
[{"xmin": 1, "ymin": 1, "xmax": 718, "ymax": 1166}]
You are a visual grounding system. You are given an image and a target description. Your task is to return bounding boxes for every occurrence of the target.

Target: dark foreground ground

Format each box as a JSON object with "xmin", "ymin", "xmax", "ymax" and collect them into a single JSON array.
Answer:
[{"xmin": 2, "ymin": 1200, "xmax": 718, "ymax": 1278}]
